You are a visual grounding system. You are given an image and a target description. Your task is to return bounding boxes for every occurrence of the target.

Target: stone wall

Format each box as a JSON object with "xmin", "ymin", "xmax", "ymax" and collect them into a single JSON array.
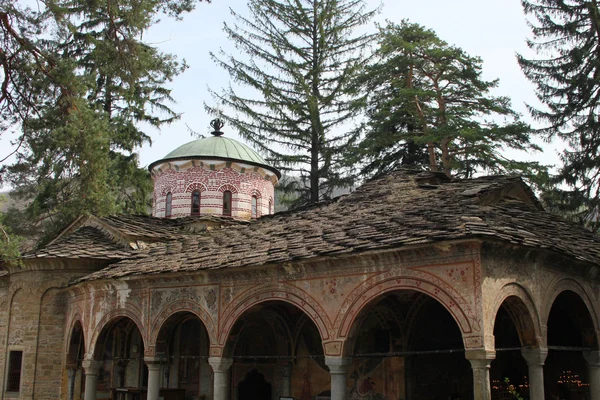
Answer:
[
  {"xmin": 0, "ymin": 269, "xmax": 77, "ymax": 399},
  {"xmin": 33, "ymin": 288, "xmax": 68, "ymax": 399}
]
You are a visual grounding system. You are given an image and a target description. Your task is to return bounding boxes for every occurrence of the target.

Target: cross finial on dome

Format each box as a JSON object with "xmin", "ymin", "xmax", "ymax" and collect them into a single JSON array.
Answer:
[{"xmin": 210, "ymin": 118, "xmax": 225, "ymax": 136}]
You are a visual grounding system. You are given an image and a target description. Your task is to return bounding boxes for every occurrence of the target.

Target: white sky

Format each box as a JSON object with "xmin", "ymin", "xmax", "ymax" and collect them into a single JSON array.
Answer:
[
  {"xmin": 138, "ymin": 0, "xmax": 562, "ymax": 170},
  {"xmin": 0, "ymin": 0, "xmax": 563, "ymax": 180}
]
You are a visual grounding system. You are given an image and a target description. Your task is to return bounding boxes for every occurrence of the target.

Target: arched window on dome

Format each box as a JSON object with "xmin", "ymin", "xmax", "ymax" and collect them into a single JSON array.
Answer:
[
  {"xmin": 251, "ymin": 195, "xmax": 258, "ymax": 219},
  {"xmin": 165, "ymin": 192, "xmax": 173, "ymax": 218},
  {"xmin": 191, "ymin": 190, "xmax": 201, "ymax": 216},
  {"xmin": 223, "ymin": 190, "xmax": 232, "ymax": 217}
]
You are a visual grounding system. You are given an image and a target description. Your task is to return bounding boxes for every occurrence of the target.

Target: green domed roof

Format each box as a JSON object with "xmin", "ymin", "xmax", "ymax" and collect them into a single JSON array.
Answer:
[{"xmin": 150, "ymin": 135, "xmax": 280, "ymax": 177}]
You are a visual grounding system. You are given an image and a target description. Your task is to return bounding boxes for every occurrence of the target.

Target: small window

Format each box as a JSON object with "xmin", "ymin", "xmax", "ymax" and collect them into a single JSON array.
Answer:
[
  {"xmin": 251, "ymin": 196, "xmax": 258, "ymax": 219},
  {"xmin": 6, "ymin": 351, "xmax": 22, "ymax": 392},
  {"xmin": 191, "ymin": 191, "xmax": 201, "ymax": 215},
  {"xmin": 223, "ymin": 190, "xmax": 232, "ymax": 217},
  {"xmin": 165, "ymin": 192, "xmax": 172, "ymax": 218},
  {"xmin": 269, "ymin": 199, "xmax": 273, "ymax": 214}
]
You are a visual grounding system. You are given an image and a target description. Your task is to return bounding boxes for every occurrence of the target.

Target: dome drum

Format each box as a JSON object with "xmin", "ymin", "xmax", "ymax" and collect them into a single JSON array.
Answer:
[{"xmin": 150, "ymin": 126, "xmax": 279, "ymax": 220}]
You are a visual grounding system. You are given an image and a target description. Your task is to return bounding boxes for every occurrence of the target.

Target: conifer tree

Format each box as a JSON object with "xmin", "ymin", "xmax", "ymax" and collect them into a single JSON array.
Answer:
[
  {"xmin": 351, "ymin": 21, "xmax": 542, "ymax": 179},
  {"xmin": 208, "ymin": 0, "xmax": 376, "ymax": 205},
  {"xmin": 0, "ymin": 0, "xmax": 202, "ymax": 241},
  {"xmin": 518, "ymin": 0, "xmax": 600, "ymax": 231}
]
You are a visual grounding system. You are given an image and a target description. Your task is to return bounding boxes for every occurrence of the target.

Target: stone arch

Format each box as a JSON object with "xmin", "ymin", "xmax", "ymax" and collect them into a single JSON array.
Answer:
[
  {"xmin": 336, "ymin": 275, "xmax": 473, "ymax": 350},
  {"xmin": 9, "ymin": 283, "xmax": 34, "ymax": 305},
  {"xmin": 543, "ymin": 278, "xmax": 599, "ymax": 335},
  {"xmin": 185, "ymin": 182, "xmax": 207, "ymax": 193},
  {"xmin": 250, "ymin": 188, "xmax": 262, "ymax": 199},
  {"xmin": 218, "ymin": 283, "xmax": 330, "ymax": 348},
  {"xmin": 149, "ymin": 300, "xmax": 217, "ymax": 347},
  {"xmin": 7, "ymin": 287, "xmax": 31, "ymax": 347},
  {"xmin": 88, "ymin": 309, "xmax": 145, "ymax": 360},
  {"xmin": 64, "ymin": 310, "xmax": 85, "ymax": 355},
  {"xmin": 490, "ymin": 283, "xmax": 542, "ymax": 347},
  {"xmin": 217, "ymin": 183, "xmax": 239, "ymax": 194},
  {"xmin": 160, "ymin": 185, "xmax": 176, "ymax": 196},
  {"xmin": 66, "ymin": 319, "xmax": 85, "ymax": 367}
]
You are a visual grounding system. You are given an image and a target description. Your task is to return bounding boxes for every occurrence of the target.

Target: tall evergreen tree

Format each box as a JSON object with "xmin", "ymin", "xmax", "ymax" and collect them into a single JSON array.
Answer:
[
  {"xmin": 351, "ymin": 21, "xmax": 542, "ymax": 179},
  {"xmin": 518, "ymin": 0, "xmax": 600, "ymax": 231},
  {"xmin": 208, "ymin": 0, "xmax": 376, "ymax": 205},
  {"xmin": 0, "ymin": 0, "xmax": 202, "ymax": 242}
]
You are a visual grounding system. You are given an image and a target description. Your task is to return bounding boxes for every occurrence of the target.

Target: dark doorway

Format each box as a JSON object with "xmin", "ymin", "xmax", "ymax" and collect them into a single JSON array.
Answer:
[{"xmin": 238, "ymin": 369, "xmax": 272, "ymax": 400}]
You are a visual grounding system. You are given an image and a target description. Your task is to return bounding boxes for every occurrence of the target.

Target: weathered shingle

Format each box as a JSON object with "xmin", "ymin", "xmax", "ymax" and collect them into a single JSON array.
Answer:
[
  {"xmin": 55, "ymin": 170, "xmax": 600, "ymax": 283},
  {"xmin": 25, "ymin": 227, "xmax": 133, "ymax": 260}
]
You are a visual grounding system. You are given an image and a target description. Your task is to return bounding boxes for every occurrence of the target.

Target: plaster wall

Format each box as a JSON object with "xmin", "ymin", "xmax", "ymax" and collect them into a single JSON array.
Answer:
[{"xmin": 72, "ymin": 242, "xmax": 488, "ymax": 361}]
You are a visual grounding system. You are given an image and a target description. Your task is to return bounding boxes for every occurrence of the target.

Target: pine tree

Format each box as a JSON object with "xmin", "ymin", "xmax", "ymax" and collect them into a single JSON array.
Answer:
[
  {"xmin": 208, "ymin": 0, "xmax": 376, "ymax": 206},
  {"xmin": 351, "ymin": 21, "xmax": 543, "ymax": 180},
  {"xmin": 518, "ymin": 0, "xmax": 600, "ymax": 232},
  {"xmin": 0, "ymin": 0, "xmax": 202, "ymax": 242}
]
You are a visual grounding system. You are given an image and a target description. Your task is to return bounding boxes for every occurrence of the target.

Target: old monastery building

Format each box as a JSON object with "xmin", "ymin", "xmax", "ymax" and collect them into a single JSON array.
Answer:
[{"xmin": 1, "ymin": 122, "xmax": 600, "ymax": 400}]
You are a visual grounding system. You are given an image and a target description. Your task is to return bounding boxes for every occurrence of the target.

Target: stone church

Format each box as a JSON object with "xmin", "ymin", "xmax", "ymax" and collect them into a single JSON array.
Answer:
[{"xmin": 0, "ymin": 122, "xmax": 599, "ymax": 400}]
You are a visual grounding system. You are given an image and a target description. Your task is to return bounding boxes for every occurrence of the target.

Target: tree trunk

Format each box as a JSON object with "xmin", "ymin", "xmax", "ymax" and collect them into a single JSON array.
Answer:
[{"xmin": 309, "ymin": 0, "xmax": 321, "ymax": 204}]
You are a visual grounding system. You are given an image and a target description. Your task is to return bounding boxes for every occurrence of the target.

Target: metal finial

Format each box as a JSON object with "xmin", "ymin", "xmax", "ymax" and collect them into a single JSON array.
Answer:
[{"xmin": 210, "ymin": 118, "xmax": 225, "ymax": 136}]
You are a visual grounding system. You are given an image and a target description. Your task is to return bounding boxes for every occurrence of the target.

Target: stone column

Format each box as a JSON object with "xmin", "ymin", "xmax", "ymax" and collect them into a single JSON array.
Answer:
[
  {"xmin": 82, "ymin": 360, "xmax": 103, "ymax": 400},
  {"xmin": 208, "ymin": 357, "xmax": 233, "ymax": 400},
  {"xmin": 584, "ymin": 350, "xmax": 600, "ymax": 400},
  {"xmin": 521, "ymin": 347, "xmax": 547, "ymax": 400},
  {"xmin": 145, "ymin": 357, "xmax": 163, "ymax": 400},
  {"xmin": 325, "ymin": 357, "xmax": 351, "ymax": 400},
  {"xmin": 280, "ymin": 362, "xmax": 292, "ymax": 397},
  {"xmin": 66, "ymin": 367, "xmax": 77, "ymax": 400},
  {"xmin": 465, "ymin": 349, "xmax": 495, "ymax": 400}
]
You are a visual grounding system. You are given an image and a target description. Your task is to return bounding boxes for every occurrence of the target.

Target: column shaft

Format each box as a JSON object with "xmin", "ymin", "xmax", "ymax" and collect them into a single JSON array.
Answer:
[
  {"xmin": 521, "ymin": 348, "xmax": 547, "ymax": 400},
  {"xmin": 145, "ymin": 361, "xmax": 162, "ymax": 400},
  {"xmin": 584, "ymin": 350, "xmax": 600, "ymax": 400},
  {"xmin": 325, "ymin": 357, "xmax": 351, "ymax": 400},
  {"xmin": 208, "ymin": 357, "xmax": 233, "ymax": 400},
  {"xmin": 280, "ymin": 364, "xmax": 292, "ymax": 397},
  {"xmin": 465, "ymin": 350, "xmax": 495, "ymax": 400},
  {"xmin": 81, "ymin": 360, "xmax": 102, "ymax": 400}
]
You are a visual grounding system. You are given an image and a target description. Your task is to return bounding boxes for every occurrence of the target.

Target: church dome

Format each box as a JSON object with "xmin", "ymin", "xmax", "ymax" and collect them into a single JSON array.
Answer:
[
  {"xmin": 149, "ymin": 119, "xmax": 279, "ymax": 220},
  {"xmin": 150, "ymin": 136, "xmax": 280, "ymax": 178}
]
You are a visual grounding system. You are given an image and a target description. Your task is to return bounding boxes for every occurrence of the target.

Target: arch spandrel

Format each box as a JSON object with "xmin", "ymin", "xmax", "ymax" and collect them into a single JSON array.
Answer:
[
  {"xmin": 335, "ymin": 273, "xmax": 476, "ymax": 346},
  {"xmin": 489, "ymin": 283, "xmax": 542, "ymax": 347},
  {"xmin": 217, "ymin": 283, "xmax": 331, "ymax": 348},
  {"xmin": 149, "ymin": 299, "xmax": 217, "ymax": 346}
]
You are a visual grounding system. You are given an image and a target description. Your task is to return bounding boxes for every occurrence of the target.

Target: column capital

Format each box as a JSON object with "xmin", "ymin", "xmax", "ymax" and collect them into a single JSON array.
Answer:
[
  {"xmin": 144, "ymin": 356, "xmax": 166, "ymax": 365},
  {"xmin": 521, "ymin": 347, "xmax": 548, "ymax": 366},
  {"xmin": 465, "ymin": 349, "xmax": 495, "ymax": 370},
  {"xmin": 584, "ymin": 350, "xmax": 600, "ymax": 367},
  {"xmin": 81, "ymin": 360, "xmax": 103, "ymax": 375},
  {"xmin": 325, "ymin": 357, "xmax": 352, "ymax": 374},
  {"xmin": 465, "ymin": 349, "xmax": 495, "ymax": 361},
  {"xmin": 208, "ymin": 357, "xmax": 234, "ymax": 373}
]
